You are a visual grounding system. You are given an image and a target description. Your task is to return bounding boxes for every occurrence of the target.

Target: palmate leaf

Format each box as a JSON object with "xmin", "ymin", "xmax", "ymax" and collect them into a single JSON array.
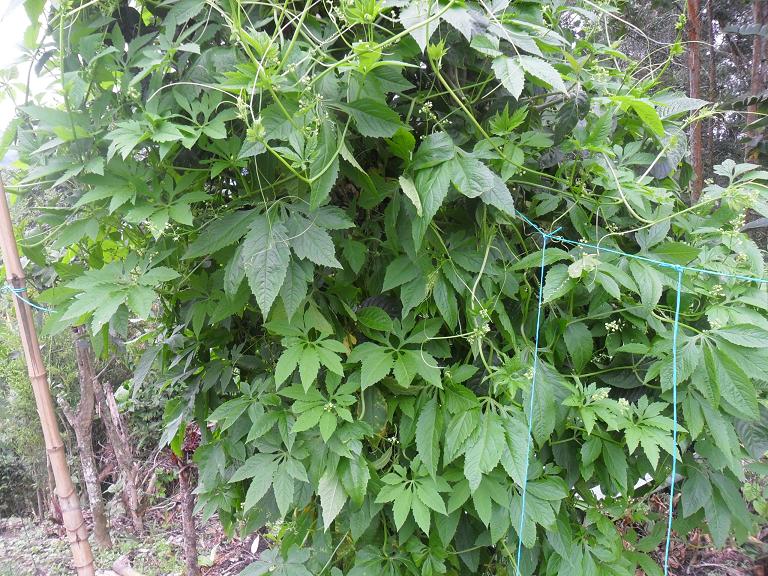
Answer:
[
  {"xmin": 240, "ymin": 547, "xmax": 312, "ymax": 576},
  {"xmin": 241, "ymin": 215, "xmax": 291, "ymax": 317},
  {"xmin": 22, "ymin": 0, "xmax": 768, "ymax": 570}
]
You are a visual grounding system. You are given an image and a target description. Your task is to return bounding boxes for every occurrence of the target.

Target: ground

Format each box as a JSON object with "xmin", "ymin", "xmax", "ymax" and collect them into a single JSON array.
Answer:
[
  {"xmin": 0, "ymin": 509, "xmax": 260, "ymax": 576},
  {"xmin": 0, "ymin": 508, "xmax": 765, "ymax": 576}
]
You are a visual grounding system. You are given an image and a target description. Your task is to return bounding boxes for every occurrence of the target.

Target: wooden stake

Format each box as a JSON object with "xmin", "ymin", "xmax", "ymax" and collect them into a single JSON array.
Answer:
[{"xmin": 0, "ymin": 176, "xmax": 96, "ymax": 575}]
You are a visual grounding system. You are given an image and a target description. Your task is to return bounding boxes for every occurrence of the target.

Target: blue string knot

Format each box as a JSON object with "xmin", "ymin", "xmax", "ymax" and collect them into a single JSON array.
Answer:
[
  {"xmin": 2, "ymin": 283, "xmax": 54, "ymax": 313},
  {"xmin": 540, "ymin": 226, "xmax": 562, "ymax": 240}
]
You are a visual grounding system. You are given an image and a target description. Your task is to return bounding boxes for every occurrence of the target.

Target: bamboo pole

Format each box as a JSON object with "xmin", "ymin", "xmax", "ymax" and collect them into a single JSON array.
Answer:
[{"xmin": 0, "ymin": 176, "xmax": 96, "ymax": 575}]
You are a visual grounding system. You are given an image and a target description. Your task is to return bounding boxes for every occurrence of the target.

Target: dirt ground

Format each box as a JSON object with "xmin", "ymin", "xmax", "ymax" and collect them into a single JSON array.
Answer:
[
  {"xmin": 0, "ymin": 508, "xmax": 765, "ymax": 576},
  {"xmin": 0, "ymin": 508, "xmax": 261, "ymax": 576}
]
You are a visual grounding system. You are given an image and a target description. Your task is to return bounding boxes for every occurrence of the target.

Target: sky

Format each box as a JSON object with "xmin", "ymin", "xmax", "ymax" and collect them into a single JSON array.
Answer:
[
  {"xmin": 0, "ymin": 1, "xmax": 30, "ymax": 125},
  {"xmin": 0, "ymin": 1, "xmax": 33, "ymax": 166}
]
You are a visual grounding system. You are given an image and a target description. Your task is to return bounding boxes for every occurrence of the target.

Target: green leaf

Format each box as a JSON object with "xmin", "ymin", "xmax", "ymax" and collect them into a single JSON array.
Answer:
[
  {"xmin": 184, "ymin": 211, "xmax": 257, "ymax": 259},
  {"xmin": 399, "ymin": 175, "xmax": 422, "ymax": 216},
  {"xmin": 392, "ymin": 486, "xmax": 412, "ymax": 529},
  {"xmin": 242, "ymin": 216, "xmax": 291, "ymax": 316},
  {"xmin": 319, "ymin": 411, "xmax": 337, "ymax": 441},
  {"xmin": 343, "ymin": 240, "xmax": 366, "ymax": 274},
  {"xmin": 630, "ymin": 261, "xmax": 663, "ymax": 308},
  {"xmin": 286, "ymin": 216, "xmax": 342, "ymax": 268},
  {"xmin": 517, "ymin": 55, "xmax": 567, "ymax": 92},
  {"xmin": 543, "ymin": 264, "xmax": 576, "ymax": 303},
  {"xmin": 411, "ymin": 493, "xmax": 431, "ymax": 534},
  {"xmin": 451, "ymin": 155, "xmax": 495, "ymax": 198},
  {"xmin": 416, "ymin": 481, "xmax": 446, "ymax": 514},
  {"xmin": 273, "ymin": 465, "xmax": 294, "ymax": 516},
  {"xmin": 292, "ymin": 406, "xmax": 324, "ymax": 433},
  {"xmin": 492, "ymin": 56, "xmax": 525, "ymax": 99},
  {"xmin": 735, "ymin": 405, "xmax": 768, "ymax": 459},
  {"xmin": 411, "ymin": 132, "xmax": 455, "ymax": 170},
  {"xmin": 510, "ymin": 248, "xmax": 571, "ymax": 271},
  {"xmin": 360, "ymin": 348, "xmax": 394, "ymax": 389},
  {"xmin": 126, "ymin": 285, "xmax": 156, "ymax": 318},
  {"xmin": 357, "ymin": 306, "xmax": 393, "ymax": 332},
  {"xmin": 648, "ymin": 242, "xmax": 699, "ymax": 265},
  {"xmin": 613, "ymin": 96, "xmax": 665, "ymax": 137},
  {"xmin": 524, "ymin": 365, "xmax": 556, "ymax": 445},
  {"xmin": 500, "ymin": 415, "xmax": 529, "ymax": 487},
  {"xmin": 240, "ymin": 456, "xmax": 279, "ymax": 511},
  {"xmin": 416, "ymin": 397, "xmax": 442, "ymax": 478},
  {"xmin": 208, "ymin": 397, "xmax": 250, "ymax": 432},
  {"xmin": 138, "ymin": 266, "xmax": 180, "ymax": 285},
  {"xmin": 280, "ymin": 260, "xmax": 310, "ymax": 320},
  {"xmin": 704, "ymin": 492, "xmax": 731, "ymax": 548},
  {"xmin": 275, "ymin": 345, "xmax": 302, "ymax": 386},
  {"xmin": 715, "ymin": 324, "xmax": 768, "ymax": 348},
  {"xmin": 710, "ymin": 347, "xmax": 759, "ymax": 420},
  {"xmin": 309, "ymin": 121, "xmax": 340, "ymax": 209},
  {"xmin": 479, "ymin": 172, "xmax": 515, "ymax": 215},
  {"xmin": 344, "ymin": 99, "xmax": 403, "ymax": 137},
  {"xmin": 318, "ymin": 469, "xmax": 347, "ymax": 530},
  {"xmin": 382, "ymin": 256, "xmax": 421, "ymax": 291},
  {"xmin": 444, "ymin": 408, "xmax": 480, "ymax": 464},
  {"xmin": 340, "ymin": 456, "xmax": 370, "ymax": 508},
  {"xmin": 298, "ymin": 346, "xmax": 320, "ymax": 391},
  {"xmin": 564, "ymin": 322, "xmax": 592, "ymax": 372},
  {"xmin": 681, "ymin": 466, "xmax": 711, "ymax": 517},
  {"xmin": 464, "ymin": 413, "xmax": 505, "ymax": 491},
  {"xmin": 412, "ymin": 161, "xmax": 454, "ymax": 244}
]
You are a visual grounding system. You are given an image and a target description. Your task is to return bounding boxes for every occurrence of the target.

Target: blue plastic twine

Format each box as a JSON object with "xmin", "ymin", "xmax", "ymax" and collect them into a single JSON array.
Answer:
[
  {"xmin": 663, "ymin": 266, "xmax": 684, "ymax": 575},
  {"xmin": 510, "ymin": 207, "xmax": 768, "ymax": 576},
  {"xmin": 515, "ymin": 227, "xmax": 559, "ymax": 575},
  {"xmin": 2, "ymin": 284, "xmax": 54, "ymax": 313}
]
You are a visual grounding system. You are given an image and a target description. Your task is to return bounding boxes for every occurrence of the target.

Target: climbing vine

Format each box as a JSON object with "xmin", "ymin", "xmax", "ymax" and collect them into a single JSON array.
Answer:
[{"xmin": 4, "ymin": 0, "xmax": 768, "ymax": 574}]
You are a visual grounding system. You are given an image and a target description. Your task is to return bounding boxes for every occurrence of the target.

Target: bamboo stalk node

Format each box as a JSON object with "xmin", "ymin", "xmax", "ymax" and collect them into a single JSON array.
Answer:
[{"xmin": 0, "ymin": 176, "xmax": 96, "ymax": 575}]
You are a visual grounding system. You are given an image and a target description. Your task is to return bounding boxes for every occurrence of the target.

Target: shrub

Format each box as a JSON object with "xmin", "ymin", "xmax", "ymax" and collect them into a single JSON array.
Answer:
[{"xmin": 6, "ymin": 0, "xmax": 768, "ymax": 574}]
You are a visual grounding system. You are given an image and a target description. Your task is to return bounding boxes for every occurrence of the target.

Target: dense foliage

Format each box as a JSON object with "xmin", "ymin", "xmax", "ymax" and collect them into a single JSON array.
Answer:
[
  {"xmin": 4, "ymin": 0, "xmax": 768, "ymax": 574},
  {"xmin": 0, "ymin": 325, "xmax": 42, "ymax": 516}
]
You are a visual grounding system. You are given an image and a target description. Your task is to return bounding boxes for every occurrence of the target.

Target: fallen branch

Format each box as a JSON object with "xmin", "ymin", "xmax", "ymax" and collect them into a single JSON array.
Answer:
[
  {"xmin": 691, "ymin": 562, "xmax": 747, "ymax": 576},
  {"xmin": 112, "ymin": 556, "xmax": 145, "ymax": 576}
]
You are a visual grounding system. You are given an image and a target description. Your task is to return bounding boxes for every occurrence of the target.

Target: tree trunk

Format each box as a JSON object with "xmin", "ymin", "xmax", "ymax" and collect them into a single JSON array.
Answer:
[
  {"xmin": 90, "ymin": 357, "xmax": 144, "ymax": 534},
  {"xmin": 706, "ymin": 0, "xmax": 717, "ymax": 169},
  {"xmin": 687, "ymin": 0, "xmax": 703, "ymax": 202},
  {"xmin": 178, "ymin": 465, "xmax": 201, "ymax": 576},
  {"xmin": 36, "ymin": 485, "xmax": 45, "ymax": 519},
  {"xmin": 75, "ymin": 425, "xmax": 112, "ymax": 547},
  {"xmin": 747, "ymin": 0, "xmax": 765, "ymax": 161},
  {"xmin": 58, "ymin": 327, "xmax": 112, "ymax": 548}
]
